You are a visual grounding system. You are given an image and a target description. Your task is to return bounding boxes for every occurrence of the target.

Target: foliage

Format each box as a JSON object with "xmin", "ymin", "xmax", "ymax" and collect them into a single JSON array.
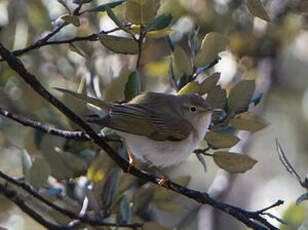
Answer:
[{"xmin": 0, "ymin": 0, "xmax": 307, "ymax": 229}]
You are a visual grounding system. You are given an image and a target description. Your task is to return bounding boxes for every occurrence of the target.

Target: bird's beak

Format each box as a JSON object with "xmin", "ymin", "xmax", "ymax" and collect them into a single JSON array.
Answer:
[{"xmin": 208, "ymin": 108, "xmax": 223, "ymax": 113}]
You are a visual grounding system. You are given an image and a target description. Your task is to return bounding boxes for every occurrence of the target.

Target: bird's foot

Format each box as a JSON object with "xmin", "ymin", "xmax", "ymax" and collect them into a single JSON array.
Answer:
[
  {"xmin": 127, "ymin": 147, "xmax": 136, "ymax": 172},
  {"xmin": 158, "ymin": 176, "xmax": 169, "ymax": 186}
]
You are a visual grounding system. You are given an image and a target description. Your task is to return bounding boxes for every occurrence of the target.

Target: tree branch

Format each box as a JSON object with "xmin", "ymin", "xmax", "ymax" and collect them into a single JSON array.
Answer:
[
  {"xmin": 0, "ymin": 107, "xmax": 120, "ymax": 142},
  {"xmin": 0, "ymin": 43, "xmax": 281, "ymax": 230},
  {"xmin": 0, "ymin": 181, "xmax": 142, "ymax": 229},
  {"xmin": 0, "ymin": 182, "xmax": 82, "ymax": 230}
]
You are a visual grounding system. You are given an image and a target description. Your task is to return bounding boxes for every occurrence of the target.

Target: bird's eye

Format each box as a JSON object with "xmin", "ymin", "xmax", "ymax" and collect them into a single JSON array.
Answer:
[{"xmin": 190, "ymin": 106, "xmax": 197, "ymax": 112}]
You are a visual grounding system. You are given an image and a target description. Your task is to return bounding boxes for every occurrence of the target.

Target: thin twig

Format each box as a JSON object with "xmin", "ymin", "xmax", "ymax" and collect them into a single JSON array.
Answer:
[
  {"xmin": 0, "ymin": 22, "xmax": 68, "ymax": 62},
  {"xmin": 0, "ymin": 171, "xmax": 142, "ymax": 228},
  {"xmin": 136, "ymin": 26, "xmax": 145, "ymax": 71},
  {"xmin": 256, "ymin": 200, "xmax": 284, "ymax": 214},
  {"xmin": 0, "ymin": 43, "xmax": 280, "ymax": 230},
  {"xmin": 73, "ymin": 0, "xmax": 84, "ymax": 16},
  {"xmin": 0, "ymin": 107, "xmax": 120, "ymax": 142},
  {"xmin": 0, "ymin": 27, "xmax": 121, "ymax": 62}
]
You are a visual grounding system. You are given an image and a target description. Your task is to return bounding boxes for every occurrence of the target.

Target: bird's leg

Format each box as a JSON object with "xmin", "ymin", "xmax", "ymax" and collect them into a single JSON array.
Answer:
[
  {"xmin": 126, "ymin": 147, "xmax": 136, "ymax": 172},
  {"xmin": 156, "ymin": 168, "xmax": 169, "ymax": 186}
]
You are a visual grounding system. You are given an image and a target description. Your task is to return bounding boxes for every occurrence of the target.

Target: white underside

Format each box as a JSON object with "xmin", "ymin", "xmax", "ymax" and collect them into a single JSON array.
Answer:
[{"xmin": 117, "ymin": 114, "xmax": 212, "ymax": 168}]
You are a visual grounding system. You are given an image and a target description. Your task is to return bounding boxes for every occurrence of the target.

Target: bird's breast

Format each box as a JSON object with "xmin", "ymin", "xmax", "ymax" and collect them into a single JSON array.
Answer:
[{"xmin": 117, "ymin": 131, "xmax": 201, "ymax": 168}]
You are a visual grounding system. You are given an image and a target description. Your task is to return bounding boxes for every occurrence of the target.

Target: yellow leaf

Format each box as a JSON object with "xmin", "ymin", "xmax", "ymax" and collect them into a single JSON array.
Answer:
[
  {"xmin": 174, "ymin": 45, "xmax": 193, "ymax": 76},
  {"xmin": 125, "ymin": 0, "xmax": 160, "ymax": 25},
  {"xmin": 205, "ymin": 131, "xmax": 240, "ymax": 149},
  {"xmin": 247, "ymin": 0, "xmax": 271, "ymax": 22},
  {"xmin": 213, "ymin": 151, "xmax": 257, "ymax": 173},
  {"xmin": 87, "ymin": 168, "xmax": 104, "ymax": 182},
  {"xmin": 281, "ymin": 203, "xmax": 305, "ymax": 230},
  {"xmin": 145, "ymin": 59, "xmax": 169, "ymax": 78},
  {"xmin": 99, "ymin": 35, "xmax": 138, "ymax": 54},
  {"xmin": 131, "ymin": 25, "xmax": 173, "ymax": 38},
  {"xmin": 147, "ymin": 28, "xmax": 173, "ymax": 38},
  {"xmin": 194, "ymin": 32, "xmax": 229, "ymax": 68},
  {"xmin": 178, "ymin": 81, "xmax": 200, "ymax": 95}
]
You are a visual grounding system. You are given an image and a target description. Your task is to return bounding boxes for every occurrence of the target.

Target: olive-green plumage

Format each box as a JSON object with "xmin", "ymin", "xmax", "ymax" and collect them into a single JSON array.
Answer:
[{"xmin": 55, "ymin": 87, "xmax": 214, "ymax": 167}]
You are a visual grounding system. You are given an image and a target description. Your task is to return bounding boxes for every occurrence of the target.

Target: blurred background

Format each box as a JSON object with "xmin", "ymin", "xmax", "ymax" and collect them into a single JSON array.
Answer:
[{"xmin": 0, "ymin": 0, "xmax": 307, "ymax": 229}]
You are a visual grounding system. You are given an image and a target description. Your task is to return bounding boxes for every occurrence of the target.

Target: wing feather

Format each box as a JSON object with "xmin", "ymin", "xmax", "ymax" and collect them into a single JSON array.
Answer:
[{"xmin": 106, "ymin": 104, "xmax": 192, "ymax": 141}]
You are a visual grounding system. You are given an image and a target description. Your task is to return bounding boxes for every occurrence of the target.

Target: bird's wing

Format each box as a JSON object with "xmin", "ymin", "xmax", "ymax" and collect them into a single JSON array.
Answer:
[{"xmin": 105, "ymin": 104, "xmax": 193, "ymax": 141}]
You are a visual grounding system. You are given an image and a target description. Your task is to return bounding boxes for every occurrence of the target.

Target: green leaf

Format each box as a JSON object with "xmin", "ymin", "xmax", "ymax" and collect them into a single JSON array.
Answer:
[
  {"xmin": 213, "ymin": 151, "xmax": 257, "ymax": 173},
  {"xmin": 168, "ymin": 56, "xmax": 177, "ymax": 90},
  {"xmin": 194, "ymin": 32, "xmax": 229, "ymax": 68},
  {"xmin": 143, "ymin": 222, "xmax": 171, "ymax": 230},
  {"xmin": 26, "ymin": 158, "xmax": 51, "ymax": 189},
  {"xmin": 167, "ymin": 35, "xmax": 175, "ymax": 52},
  {"xmin": 57, "ymin": 0, "xmax": 71, "ymax": 14},
  {"xmin": 99, "ymin": 34, "xmax": 138, "ymax": 54},
  {"xmin": 124, "ymin": 71, "xmax": 141, "ymax": 100},
  {"xmin": 105, "ymin": 5, "xmax": 131, "ymax": 34},
  {"xmin": 73, "ymin": 0, "xmax": 93, "ymax": 4},
  {"xmin": 61, "ymin": 150, "xmax": 88, "ymax": 175},
  {"xmin": 69, "ymin": 43, "xmax": 86, "ymax": 57},
  {"xmin": 153, "ymin": 176, "xmax": 190, "ymax": 201},
  {"xmin": 205, "ymin": 131, "xmax": 240, "ymax": 149},
  {"xmin": 196, "ymin": 154, "xmax": 207, "ymax": 173},
  {"xmin": 118, "ymin": 195, "xmax": 132, "ymax": 224},
  {"xmin": 125, "ymin": 0, "xmax": 160, "ymax": 25},
  {"xmin": 156, "ymin": 201, "xmax": 186, "ymax": 212},
  {"xmin": 101, "ymin": 168, "xmax": 121, "ymax": 213},
  {"xmin": 101, "ymin": 127, "xmax": 121, "ymax": 140},
  {"xmin": 276, "ymin": 139, "xmax": 302, "ymax": 184},
  {"xmin": 133, "ymin": 187, "xmax": 153, "ymax": 212},
  {"xmin": 188, "ymin": 27, "xmax": 201, "ymax": 58},
  {"xmin": 103, "ymin": 67, "xmax": 130, "ymax": 102},
  {"xmin": 246, "ymin": 0, "xmax": 271, "ymax": 22},
  {"xmin": 177, "ymin": 74, "xmax": 188, "ymax": 90},
  {"xmin": 173, "ymin": 176, "xmax": 191, "ymax": 187},
  {"xmin": 86, "ymin": 0, "xmax": 125, "ymax": 12},
  {"xmin": 34, "ymin": 130, "xmax": 45, "ymax": 149},
  {"xmin": 174, "ymin": 45, "xmax": 193, "ymax": 76},
  {"xmin": 229, "ymin": 118, "xmax": 267, "ymax": 132},
  {"xmin": 296, "ymin": 192, "xmax": 308, "ymax": 205},
  {"xmin": 61, "ymin": 15, "xmax": 80, "ymax": 27},
  {"xmin": 229, "ymin": 80, "xmax": 255, "ymax": 114},
  {"xmin": 178, "ymin": 72, "xmax": 220, "ymax": 96},
  {"xmin": 200, "ymin": 72, "xmax": 221, "ymax": 95},
  {"xmin": 206, "ymin": 86, "xmax": 227, "ymax": 109},
  {"xmin": 148, "ymin": 13, "xmax": 172, "ymax": 31},
  {"xmin": 22, "ymin": 150, "xmax": 32, "ymax": 176}
]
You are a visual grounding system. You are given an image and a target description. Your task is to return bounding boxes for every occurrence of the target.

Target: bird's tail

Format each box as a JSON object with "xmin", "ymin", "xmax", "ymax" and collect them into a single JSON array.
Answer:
[{"xmin": 53, "ymin": 87, "xmax": 111, "ymax": 112}]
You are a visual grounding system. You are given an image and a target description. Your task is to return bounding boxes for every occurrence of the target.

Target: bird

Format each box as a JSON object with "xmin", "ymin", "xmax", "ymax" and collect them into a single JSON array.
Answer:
[{"xmin": 55, "ymin": 88, "xmax": 216, "ymax": 185}]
